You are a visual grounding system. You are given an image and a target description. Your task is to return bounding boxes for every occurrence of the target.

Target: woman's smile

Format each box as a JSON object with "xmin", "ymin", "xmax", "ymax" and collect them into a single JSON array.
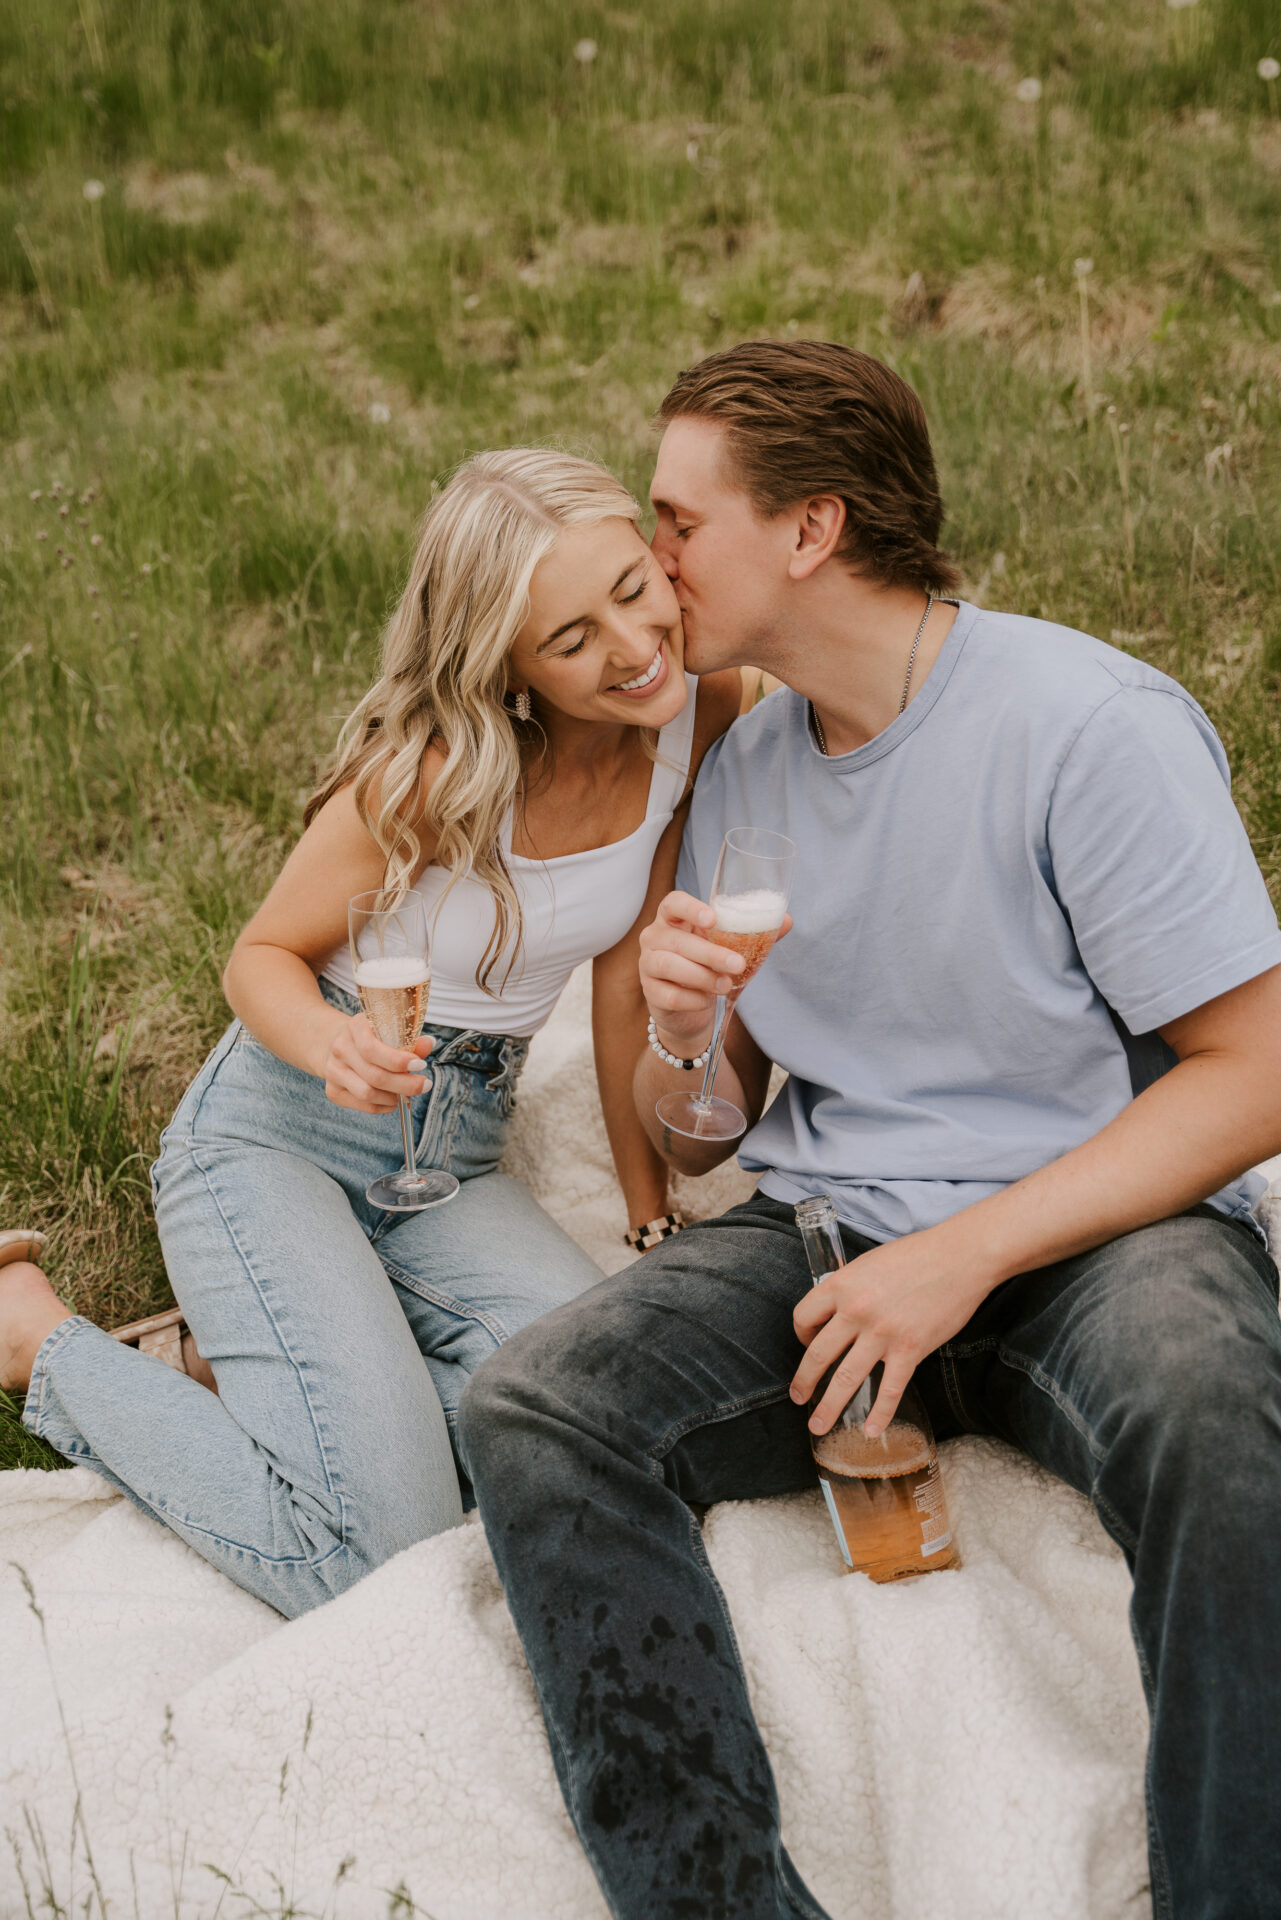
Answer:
[{"xmin": 608, "ymin": 644, "xmax": 669, "ymax": 699}]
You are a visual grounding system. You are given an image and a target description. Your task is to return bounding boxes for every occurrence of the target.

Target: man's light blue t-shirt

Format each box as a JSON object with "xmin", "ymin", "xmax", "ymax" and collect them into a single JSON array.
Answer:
[{"xmin": 675, "ymin": 602, "xmax": 1281, "ymax": 1242}]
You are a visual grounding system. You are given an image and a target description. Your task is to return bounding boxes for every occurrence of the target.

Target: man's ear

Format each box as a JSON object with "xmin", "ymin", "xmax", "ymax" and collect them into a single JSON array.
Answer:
[{"xmin": 786, "ymin": 495, "xmax": 846, "ymax": 582}]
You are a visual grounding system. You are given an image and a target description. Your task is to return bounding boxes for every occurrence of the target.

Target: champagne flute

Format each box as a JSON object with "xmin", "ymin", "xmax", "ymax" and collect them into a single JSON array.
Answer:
[
  {"xmin": 348, "ymin": 890, "xmax": 460, "ymax": 1211},
  {"xmin": 655, "ymin": 827, "xmax": 795, "ymax": 1142}
]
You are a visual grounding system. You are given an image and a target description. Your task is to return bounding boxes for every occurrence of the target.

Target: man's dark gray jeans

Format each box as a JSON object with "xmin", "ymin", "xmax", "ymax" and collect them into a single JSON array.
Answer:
[{"xmin": 456, "ymin": 1192, "xmax": 1281, "ymax": 1920}]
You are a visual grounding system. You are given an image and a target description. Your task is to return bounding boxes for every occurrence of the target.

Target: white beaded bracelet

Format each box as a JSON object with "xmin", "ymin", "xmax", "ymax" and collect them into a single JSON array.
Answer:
[{"xmin": 647, "ymin": 1015, "xmax": 712, "ymax": 1072}]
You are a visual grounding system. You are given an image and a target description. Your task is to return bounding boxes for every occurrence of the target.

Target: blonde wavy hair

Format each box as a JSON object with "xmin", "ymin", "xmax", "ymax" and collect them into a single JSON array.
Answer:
[{"xmin": 305, "ymin": 448, "xmax": 642, "ymax": 994}]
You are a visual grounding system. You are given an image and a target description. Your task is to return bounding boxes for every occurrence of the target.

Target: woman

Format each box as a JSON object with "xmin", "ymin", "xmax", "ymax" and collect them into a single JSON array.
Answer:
[{"xmin": 0, "ymin": 449, "xmax": 740, "ymax": 1616}]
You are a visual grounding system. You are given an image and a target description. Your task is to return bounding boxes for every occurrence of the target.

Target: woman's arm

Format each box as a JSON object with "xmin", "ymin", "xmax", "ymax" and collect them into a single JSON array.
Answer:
[
  {"xmin": 222, "ymin": 760, "xmax": 443, "ymax": 1113},
  {"xmin": 592, "ymin": 671, "xmax": 744, "ymax": 1229}
]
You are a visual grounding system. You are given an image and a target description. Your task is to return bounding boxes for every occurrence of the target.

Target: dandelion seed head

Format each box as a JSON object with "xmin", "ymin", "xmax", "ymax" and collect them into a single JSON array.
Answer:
[
  {"xmin": 36, "ymin": 531, "xmax": 47, "ymax": 542},
  {"xmin": 92, "ymin": 610, "xmax": 101, "ymax": 622},
  {"xmin": 140, "ymin": 562, "xmax": 152, "ymax": 575},
  {"xmin": 61, "ymin": 555, "xmax": 73, "ymax": 568},
  {"xmin": 29, "ymin": 488, "xmax": 41, "ymax": 500},
  {"xmin": 91, "ymin": 533, "xmax": 103, "ymax": 546},
  {"xmin": 59, "ymin": 504, "xmax": 70, "ymax": 518},
  {"xmin": 1074, "ymin": 256, "xmax": 1094, "ymax": 278},
  {"xmin": 1015, "ymin": 77, "xmax": 1042, "ymax": 104},
  {"xmin": 88, "ymin": 585, "xmax": 99, "ymax": 597},
  {"xmin": 573, "ymin": 39, "xmax": 598, "ymax": 63},
  {"xmin": 1259, "ymin": 56, "xmax": 1281, "ymax": 81},
  {"xmin": 462, "ymin": 293, "xmax": 480, "ymax": 311},
  {"xmin": 368, "ymin": 401, "xmax": 391, "ymax": 424},
  {"xmin": 82, "ymin": 178, "xmax": 106, "ymax": 202}
]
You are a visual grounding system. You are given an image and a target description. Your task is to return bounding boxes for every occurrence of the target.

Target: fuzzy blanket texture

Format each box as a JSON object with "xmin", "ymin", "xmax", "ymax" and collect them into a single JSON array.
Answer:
[{"xmin": 3, "ymin": 965, "xmax": 1279, "ymax": 1920}]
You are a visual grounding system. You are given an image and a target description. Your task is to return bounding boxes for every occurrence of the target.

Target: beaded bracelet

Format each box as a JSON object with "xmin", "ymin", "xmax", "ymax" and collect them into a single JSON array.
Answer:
[
  {"xmin": 625, "ymin": 1212, "xmax": 686, "ymax": 1251},
  {"xmin": 647, "ymin": 1015, "xmax": 712, "ymax": 1072}
]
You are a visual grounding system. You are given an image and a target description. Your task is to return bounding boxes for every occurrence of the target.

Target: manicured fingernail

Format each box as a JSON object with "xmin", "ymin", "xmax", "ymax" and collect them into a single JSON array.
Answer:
[{"xmin": 405, "ymin": 1058, "xmax": 428, "ymax": 1072}]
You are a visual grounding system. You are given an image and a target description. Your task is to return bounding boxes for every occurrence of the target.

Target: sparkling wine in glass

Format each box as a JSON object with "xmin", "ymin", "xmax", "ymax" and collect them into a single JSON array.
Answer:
[
  {"xmin": 655, "ymin": 827, "xmax": 795, "ymax": 1142},
  {"xmin": 348, "ymin": 890, "xmax": 460, "ymax": 1212}
]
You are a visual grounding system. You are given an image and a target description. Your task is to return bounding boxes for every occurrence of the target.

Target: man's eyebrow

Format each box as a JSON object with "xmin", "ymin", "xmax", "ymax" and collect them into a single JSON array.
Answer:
[
  {"xmin": 534, "ymin": 560, "xmax": 644, "ymax": 654},
  {"xmin": 650, "ymin": 495, "xmax": 695, "ymax": 518}
]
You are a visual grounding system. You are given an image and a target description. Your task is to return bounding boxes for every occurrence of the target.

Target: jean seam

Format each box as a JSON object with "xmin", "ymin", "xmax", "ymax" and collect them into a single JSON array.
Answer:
[
  {"xmin": 992, "ymin": 1343, "xmax": 1109, "ymax": 1467},
  {"xmin": 646, "ymin": 1380, "xmax": 792, "ymax": 1460},
  {"xmin": 378, "ymin": 1255, "xmax": 509, "ymax": 1348},
  {"xmin": 184, "ymin": 1142, "xmax": 349, "ymax": 1549},
  {"xmin": 938, "ymin": 1347, "xmax": 978, "ymax": 1431},
  {"xmin": 1128, "ymin": 1626, "xmax": 1175, "ymax": 1918},
  {"xmin": 175, "ymin": 1020, "xmax": 244, "ymax": 1145},
  {"xmin": 25, "ymin": 1314, "xmax": 91, "ymax": 1436}
]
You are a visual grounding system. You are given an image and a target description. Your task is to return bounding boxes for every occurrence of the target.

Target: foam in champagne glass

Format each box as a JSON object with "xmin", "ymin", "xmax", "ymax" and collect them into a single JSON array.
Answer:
[
  {"xmin": 352, "ymin": 956, "xmax": 431, "ymax": 989},
  {"xmin": 710, "ymin": 888, "xmax": 788, "ymax": 933}
]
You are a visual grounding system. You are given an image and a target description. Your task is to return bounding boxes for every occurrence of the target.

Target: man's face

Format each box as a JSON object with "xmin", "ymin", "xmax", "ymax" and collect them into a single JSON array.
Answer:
[{"xmin": 649, "ymin": 417, "xmax": 790, "ymax": 673}]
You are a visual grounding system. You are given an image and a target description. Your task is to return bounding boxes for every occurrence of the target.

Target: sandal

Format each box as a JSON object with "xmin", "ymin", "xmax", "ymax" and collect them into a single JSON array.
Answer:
[
  {"xmin": 0, "ymin": 1230, "xmax": 49, "ymax": 1271},
  {"xmin": 111, "ymin": 1305, "xmax": 217, "ymax": 1393}
]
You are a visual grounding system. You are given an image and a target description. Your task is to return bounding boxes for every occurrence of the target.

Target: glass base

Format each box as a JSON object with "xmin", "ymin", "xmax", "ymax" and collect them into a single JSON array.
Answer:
[
  {"xmin": 366, "ymin": 1169, "xmax": 460, "ymax": 1212},
  {"xmin": 655, "ymin": 1090, "xmax": 747, "ymax": 1142}
]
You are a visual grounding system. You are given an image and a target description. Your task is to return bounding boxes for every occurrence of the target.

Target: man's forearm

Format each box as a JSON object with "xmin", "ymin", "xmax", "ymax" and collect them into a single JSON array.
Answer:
[{"xmin": 935, "ymin": 1048, "xmax": 1281, "ymax": 1297}]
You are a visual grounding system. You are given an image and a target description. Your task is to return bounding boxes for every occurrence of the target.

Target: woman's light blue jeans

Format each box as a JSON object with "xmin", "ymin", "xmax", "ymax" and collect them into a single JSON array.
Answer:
[{"xmin": 22, "ymin": 983, "xmax": 603, "ymax": 1616}]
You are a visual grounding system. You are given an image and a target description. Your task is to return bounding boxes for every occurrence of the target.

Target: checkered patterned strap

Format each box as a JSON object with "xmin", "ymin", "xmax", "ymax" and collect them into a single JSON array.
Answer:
[{"xmin": 624, "ymin": 1212, "xmax": 686, "ymax": 1251}]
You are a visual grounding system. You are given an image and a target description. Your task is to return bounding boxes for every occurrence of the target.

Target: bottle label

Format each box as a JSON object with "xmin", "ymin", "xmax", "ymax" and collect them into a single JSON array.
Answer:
[{"xmin": 818, "ymin": 1476, "xmax": 853, "ymax": 1568}]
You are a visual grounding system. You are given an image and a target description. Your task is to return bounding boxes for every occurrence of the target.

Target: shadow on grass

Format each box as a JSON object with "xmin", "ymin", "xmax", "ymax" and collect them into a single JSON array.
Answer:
[{"xmin": 0, "ymin": 1387, "xmax": 64, "ymax": 1471}]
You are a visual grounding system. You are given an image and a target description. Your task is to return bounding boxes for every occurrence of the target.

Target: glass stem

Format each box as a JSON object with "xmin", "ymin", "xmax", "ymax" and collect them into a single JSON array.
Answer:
[
  {"xmin": 693, "ymin": 994, "xmax": 732, "ymax": 1113},
  {"xmin": 398, "ymin": 1095, "xmax": 417, "ymax": 1177}
]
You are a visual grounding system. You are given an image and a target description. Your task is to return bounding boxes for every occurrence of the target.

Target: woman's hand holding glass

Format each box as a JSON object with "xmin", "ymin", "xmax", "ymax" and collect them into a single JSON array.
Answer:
[
  {"xmin": 319, "ymin": 1015, "xmax": 434, "ymax": 1115},
  {"xmin": 639, "ymin": 893, "xmax": 752, "ymax": 1057}
]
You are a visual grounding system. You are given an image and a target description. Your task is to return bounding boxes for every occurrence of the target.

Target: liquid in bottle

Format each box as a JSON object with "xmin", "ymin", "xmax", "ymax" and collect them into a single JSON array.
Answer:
[{"xmin": 795, "ymin": 1196, "xmax": 960, "ymax": 1583}]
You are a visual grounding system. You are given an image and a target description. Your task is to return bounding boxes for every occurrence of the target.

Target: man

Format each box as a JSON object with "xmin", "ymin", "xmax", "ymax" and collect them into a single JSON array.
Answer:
[{"xmin": 458, "ymin": 341, "xmax": 1281, "ymax": 1919}]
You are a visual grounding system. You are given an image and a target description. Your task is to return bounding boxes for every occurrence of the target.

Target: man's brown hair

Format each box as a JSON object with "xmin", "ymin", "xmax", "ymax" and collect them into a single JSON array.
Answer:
[{"xmin": 657, "ymin": 339, "xmax": 961, "ymax": 598}]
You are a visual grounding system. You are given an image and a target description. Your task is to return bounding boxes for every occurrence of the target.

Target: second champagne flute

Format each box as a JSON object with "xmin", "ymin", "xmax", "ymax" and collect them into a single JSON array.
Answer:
[
  {"xmin": 348, "ymin": 889, "xmax": 460, "ymax": 1212},
  {"xmin": 655, "ymin": 826, "xmax": 795, "ymax": 1142}
]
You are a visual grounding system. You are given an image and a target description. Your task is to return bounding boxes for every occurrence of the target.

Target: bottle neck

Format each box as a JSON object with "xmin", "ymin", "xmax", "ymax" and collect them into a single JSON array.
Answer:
[{"xmin": 795, "ymin": 1199, "xmax": 844, "ymax": 1282}]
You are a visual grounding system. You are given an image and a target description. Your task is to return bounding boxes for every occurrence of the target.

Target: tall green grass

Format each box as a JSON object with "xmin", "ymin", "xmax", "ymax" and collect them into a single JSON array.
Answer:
[{"xmin": 2, "ymin": 0, "xmax": 1279, "ymax": 1467}]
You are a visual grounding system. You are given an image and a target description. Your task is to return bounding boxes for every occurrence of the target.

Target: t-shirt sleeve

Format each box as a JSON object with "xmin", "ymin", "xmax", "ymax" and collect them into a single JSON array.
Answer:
[{"xmin": 1047, "ymin": 686, "xmax": 1281, "ymax": 1032}]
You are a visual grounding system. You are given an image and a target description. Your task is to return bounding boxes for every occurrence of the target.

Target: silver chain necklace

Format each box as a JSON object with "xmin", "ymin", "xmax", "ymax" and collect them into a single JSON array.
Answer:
[{"xmin": 810, "ymin": 595, "xmax": 934, "ymax": 757}]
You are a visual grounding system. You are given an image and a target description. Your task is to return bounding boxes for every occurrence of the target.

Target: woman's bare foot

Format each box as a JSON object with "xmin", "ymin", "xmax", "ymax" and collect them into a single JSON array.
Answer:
[{"xmin": 0, "ymin": 1262, "xmax": 72, "ymax": 1395}]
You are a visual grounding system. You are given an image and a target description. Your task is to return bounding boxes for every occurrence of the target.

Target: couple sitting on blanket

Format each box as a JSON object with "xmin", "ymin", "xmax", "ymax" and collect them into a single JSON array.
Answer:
[{"xmin": 4, "ymin": 339, "xmax": 1281, "ymax": 1920}]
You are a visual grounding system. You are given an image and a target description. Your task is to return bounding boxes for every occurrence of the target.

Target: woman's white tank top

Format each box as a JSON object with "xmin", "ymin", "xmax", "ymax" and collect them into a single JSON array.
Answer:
[{"xmin": 321, "ymin": 675, "xmax": 699, "ymax": 1038}]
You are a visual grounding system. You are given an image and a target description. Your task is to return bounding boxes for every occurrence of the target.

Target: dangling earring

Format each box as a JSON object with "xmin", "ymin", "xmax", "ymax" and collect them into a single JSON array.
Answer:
[{"xmin": 514, "ymin": 689, "xmax": 532, "ymax": 722}]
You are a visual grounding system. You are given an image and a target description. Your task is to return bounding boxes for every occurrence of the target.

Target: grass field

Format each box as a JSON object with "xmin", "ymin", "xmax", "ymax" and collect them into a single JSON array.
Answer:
[{"xmin": 2, "ymin": 0, "xmax": 1280, "ymax": 1469}]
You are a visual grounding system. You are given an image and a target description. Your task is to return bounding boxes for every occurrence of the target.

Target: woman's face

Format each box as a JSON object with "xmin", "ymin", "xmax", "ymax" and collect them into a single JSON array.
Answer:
[{"xmin": 509, "ymin": 517, "xmax": 687, "ymax": 729}]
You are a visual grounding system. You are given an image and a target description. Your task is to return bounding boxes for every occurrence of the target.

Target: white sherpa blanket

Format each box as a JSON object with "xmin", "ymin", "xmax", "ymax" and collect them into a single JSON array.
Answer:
[{"xmin": 3, "ymin": 968, "xmax": 1279, "ymax": 1920}]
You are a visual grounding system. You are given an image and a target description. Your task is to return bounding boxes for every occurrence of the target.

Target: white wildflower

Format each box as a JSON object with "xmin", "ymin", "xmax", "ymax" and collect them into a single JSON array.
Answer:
[
  {"xmin": 1259, "ymin": 56, "xmax": 1280, "ymax": 81},
  {"xmin": 1074, "ymin": 256, "xmax": 1094, "ymax": 278},
  {"xmin": 140, "ymin": 562, "xmax": 152, "ymax": 575},
  {"xmin": 462, "ymin": 293, "xmax": 480, "ymax": 311},
  {"xmin": 91, "ymin": 533, "xmax": 103, "ymax": 546},
  {"xmin": 82, "ymin": 179, "xmax": 106, "ymax": 202},
  {"xmin": 29, "ymin": 488, "xmax": 41, "ymax": 500},
  {"xmin": 368, "ymin": 401, "xmax": 391, "ymax": 425},
  {"xmin": 573, "ymin": 39, "xmax": 598, "ymax": 63},
  {"xmin": 1015, "ymin": 77, "xmax": 1042, "ymax": 104}
]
